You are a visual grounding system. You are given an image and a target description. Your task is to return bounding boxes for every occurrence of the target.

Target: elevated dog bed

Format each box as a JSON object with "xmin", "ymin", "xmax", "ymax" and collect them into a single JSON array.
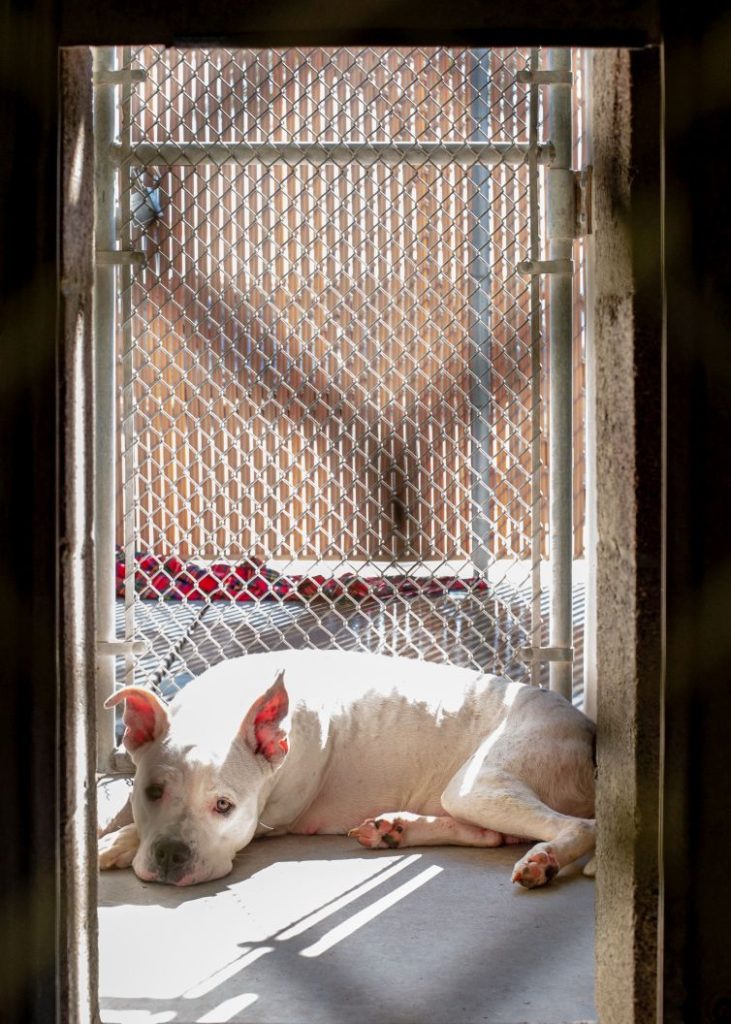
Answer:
[{"xmin": 116, "ymin": 549, "xmax": 490, "ymax": 604}]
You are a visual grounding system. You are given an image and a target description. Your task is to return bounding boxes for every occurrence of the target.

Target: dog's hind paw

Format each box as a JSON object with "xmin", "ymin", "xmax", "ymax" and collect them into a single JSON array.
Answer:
[
  {"xmin": 511, "ymin": 845, "xmax": 560, "ymax": 888},
  {"xmin": 582, "ymin": 855, "xmax": 596, "ymax": 877},
  {"xmin": 98, "ymin": 822, "xmax": 139, "ymax": 870},
  {"xmin": 348, "ymin": 815, "xmax": 407, "ymax": 850}
]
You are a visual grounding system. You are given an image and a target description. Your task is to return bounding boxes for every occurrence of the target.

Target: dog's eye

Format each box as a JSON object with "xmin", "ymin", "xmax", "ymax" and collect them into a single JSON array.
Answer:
[
  {"xmin": 214, "ymin": 798, "xmax": 233, "ymax": 815},
  {"xmin": 145, "ymin": 784, "xmax": 164, "ymax": 801}
]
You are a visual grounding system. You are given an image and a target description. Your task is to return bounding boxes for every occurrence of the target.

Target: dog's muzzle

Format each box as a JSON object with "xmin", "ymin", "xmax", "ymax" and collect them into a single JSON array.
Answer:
[{"xmin": 150, "ymin": 837, "xmax": 193, "ymax": 884}]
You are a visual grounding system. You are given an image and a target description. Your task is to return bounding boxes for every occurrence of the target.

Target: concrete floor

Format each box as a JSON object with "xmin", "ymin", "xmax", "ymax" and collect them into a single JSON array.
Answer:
[{"xmin": 98, "ymin": 835, "xmax": 595, "ymax": 1024}]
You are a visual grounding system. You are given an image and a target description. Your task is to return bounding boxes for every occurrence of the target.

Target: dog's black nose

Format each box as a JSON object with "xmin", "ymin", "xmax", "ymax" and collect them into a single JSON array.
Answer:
[{"xmin": 151, "ymin": 838, "xmax": 191, "ymax": 882}]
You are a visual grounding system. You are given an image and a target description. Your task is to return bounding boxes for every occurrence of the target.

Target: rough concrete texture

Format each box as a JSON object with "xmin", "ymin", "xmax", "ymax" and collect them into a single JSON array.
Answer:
[
  {"xmin": 589, "ymin": 48, "xmax": 661, "ymax": 1024},
  {"xmin": 59, "ymin": 46, "xmax": 100, "ymax": 1024},
  {"xmin": 98, "ymin": 835, "xmax": 595, "ymax": 1024}
]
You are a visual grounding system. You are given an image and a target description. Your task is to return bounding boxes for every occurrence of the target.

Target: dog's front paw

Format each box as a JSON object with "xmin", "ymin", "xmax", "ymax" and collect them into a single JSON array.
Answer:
[
  {"xmin": 98, "ymin": 822, "xmax": 139, "ymax": 870},
  {"xmin": 511, "ymin": 845, "xmax": 559, "ymax": 888},
  {"xmin": 348, "ymin": 815, "xmax": 407, "ymax": 850}
]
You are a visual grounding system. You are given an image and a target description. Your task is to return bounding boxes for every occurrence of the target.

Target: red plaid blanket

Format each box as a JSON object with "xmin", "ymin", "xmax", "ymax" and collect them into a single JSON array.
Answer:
[{"xmin": 116, "ymin": 549, "xmax": 488, "ymax": 603}]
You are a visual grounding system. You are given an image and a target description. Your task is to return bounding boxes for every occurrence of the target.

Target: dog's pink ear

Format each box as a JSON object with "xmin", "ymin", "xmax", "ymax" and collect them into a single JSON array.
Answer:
[
  {"xmin": 104, "ymin": 686, "xmax": 170, "ymax": 753},
  {"xmin": 240, "ymin": 670, "xmax": 289, "ymax": 764}
]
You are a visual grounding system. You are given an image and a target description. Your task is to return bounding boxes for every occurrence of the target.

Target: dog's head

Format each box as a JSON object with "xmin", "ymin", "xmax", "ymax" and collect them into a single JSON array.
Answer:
[{"xmin": 105, "ymin": 672, "xmax": 289, "ymax": 886}]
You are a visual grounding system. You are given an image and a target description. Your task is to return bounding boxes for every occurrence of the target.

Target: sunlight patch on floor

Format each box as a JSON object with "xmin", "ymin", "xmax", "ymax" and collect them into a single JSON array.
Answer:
[
  {"xmin": 99, "ymin": 853, "xmax": 415, "ymax": 1001},
  {"xmin": 300, "ymin": 863, "xmax": 443, "ymax": 957}
]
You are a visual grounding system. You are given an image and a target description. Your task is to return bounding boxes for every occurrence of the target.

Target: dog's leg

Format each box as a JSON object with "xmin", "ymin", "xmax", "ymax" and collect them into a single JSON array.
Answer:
[
  {"xmin": 348, "ymin": 811, "xmax": 527, "ymax": 850},
  {"xmin": 98, "ymin": 822, "xmax": 140, "ymax": 870},
  {"xmin": 97, "ymin": 788, "xmax": 133, "ymax": 838},
  {"xmin": 441, "ymin": 772, "xmax": 595, "ymax": 888},
  {"xmin": 582, "ymin": 855, "xmax": 597, "ymax": 877}
]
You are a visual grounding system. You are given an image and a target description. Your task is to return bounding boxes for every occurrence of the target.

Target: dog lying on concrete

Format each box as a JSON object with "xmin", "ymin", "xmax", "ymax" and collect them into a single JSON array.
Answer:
[{"xmin": 98, "ymin": 650, "xmax": 595, "ymax": 888}]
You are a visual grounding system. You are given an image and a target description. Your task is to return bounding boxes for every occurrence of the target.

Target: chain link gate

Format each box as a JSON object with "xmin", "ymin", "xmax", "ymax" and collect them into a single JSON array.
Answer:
[{"xmin": 93, "ymin": 45, "xmax": 588, "ymax": 769}]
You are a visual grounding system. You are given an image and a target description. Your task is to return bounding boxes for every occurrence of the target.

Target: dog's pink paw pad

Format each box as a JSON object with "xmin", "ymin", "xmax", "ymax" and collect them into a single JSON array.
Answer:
[
  {"xmin": 348, "ymin": 817, "xmax": 405, "ymax": 849},
  {"xmin": 511, "ymin": 848, "xmax": 560, "ymax": 888}
]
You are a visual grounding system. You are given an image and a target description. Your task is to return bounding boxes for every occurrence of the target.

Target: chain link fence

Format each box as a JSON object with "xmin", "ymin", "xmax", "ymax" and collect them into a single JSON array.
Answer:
[{"xmin": 95, "ymin": 46, "xmax": 587, "ymax": 736}]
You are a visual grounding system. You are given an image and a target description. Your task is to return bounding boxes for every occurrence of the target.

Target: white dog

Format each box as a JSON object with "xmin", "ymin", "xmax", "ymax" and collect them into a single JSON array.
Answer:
[{"xmin": 99, "ymin": 650, "xmax": 595, "ymax": 888}]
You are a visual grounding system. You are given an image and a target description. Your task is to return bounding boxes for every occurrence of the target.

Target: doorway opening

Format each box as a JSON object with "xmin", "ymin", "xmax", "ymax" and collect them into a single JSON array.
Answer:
[{"xmin": 82, "ymin": 44, "xmax": 613, "ymax": 1024}]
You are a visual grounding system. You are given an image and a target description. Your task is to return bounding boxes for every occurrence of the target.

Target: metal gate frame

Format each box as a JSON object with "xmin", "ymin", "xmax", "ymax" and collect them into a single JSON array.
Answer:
[{"xmin": 93, "ymin": 45, "xmax": 582, "ymax": 770}]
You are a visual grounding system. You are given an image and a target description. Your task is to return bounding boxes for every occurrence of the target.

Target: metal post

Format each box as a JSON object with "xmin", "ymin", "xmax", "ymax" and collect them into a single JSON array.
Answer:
[
  {"xmin": 470, "ymin": 49, "xmax": 492, "ymax": 574},
  {"xmin": 546, "ymin": 49, "xmax": 574, "ymax": 699},
  {"xmin": 60, "ymin": 47, "xmax": 99, "ymax": 1020},
  {"xmin": 119, "ymin": 47, "xmax": 137, "ymax": 690},
  {"xmin": 527, "ymin": 49, "xmax": 543, "ymax": 686},
  {"xmin": 581, "ymin": 48, "xmax": 598, "ymax": 722},
  {"xmin": 93, "ymin": 47, "xmax": 119, "ymax": 770},
  {"xmin": 116, "ymin": 140, "xmax": 554, "ymax": 169}
]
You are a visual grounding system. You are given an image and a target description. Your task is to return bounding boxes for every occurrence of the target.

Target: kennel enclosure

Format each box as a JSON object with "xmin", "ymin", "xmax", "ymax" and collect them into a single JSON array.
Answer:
[{"xmin": 92, "ymin": 46, "xmax": 590, "ymax": 769}]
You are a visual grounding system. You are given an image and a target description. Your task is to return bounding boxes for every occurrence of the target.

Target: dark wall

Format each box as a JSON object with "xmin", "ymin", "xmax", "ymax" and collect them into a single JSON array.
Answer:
[
  {"xmin": 0, "ymin": 2, "xmax": 60, "ymax": 1021},
  {"xmin": 57, "ymin": 0, "xmax": 661, "ymax": 48},
  {"xmin": 662, "ymin": 4, "xmax": 731, "ymax": 1020},
  {"xmin": 2, "ymin": 1, "xmax": 730, "ymax": 1021}
]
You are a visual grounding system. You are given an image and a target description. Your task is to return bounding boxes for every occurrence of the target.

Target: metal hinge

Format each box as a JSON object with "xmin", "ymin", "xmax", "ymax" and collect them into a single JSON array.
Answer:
[
  {"xmin": 574, "ymin": 166, "xmax": 593, "ymax": 237},
  {"xmin": 515, "ymin": 69, "xmax": 574, "ymax": 86},
  {"xmin": 518, "ymin": 258, "xmax": 573, "ymax": 277},
  {"xmin": 97, "ymin": 639, "xmax": 150, "ymax": 658},
  {"xmin": 521, "ymin": 646, "xmax": 574, "ymax": 664},
  {"xmin": 517, "ymin": 164, "xmax": 592, "ymax": 276},
  {"xmin": 93, "ymin": 69, "xmax": 147, "ymax": 86},
  {"xmin": 95, "ymin": 250, "xmax": 145, "ymax": 267}
]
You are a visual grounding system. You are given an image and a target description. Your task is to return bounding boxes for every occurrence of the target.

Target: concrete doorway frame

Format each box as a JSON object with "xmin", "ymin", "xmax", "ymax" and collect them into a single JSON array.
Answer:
[{"xmin": 58, "ymin": 40, "xmax": 665, "ymax": 1024}]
